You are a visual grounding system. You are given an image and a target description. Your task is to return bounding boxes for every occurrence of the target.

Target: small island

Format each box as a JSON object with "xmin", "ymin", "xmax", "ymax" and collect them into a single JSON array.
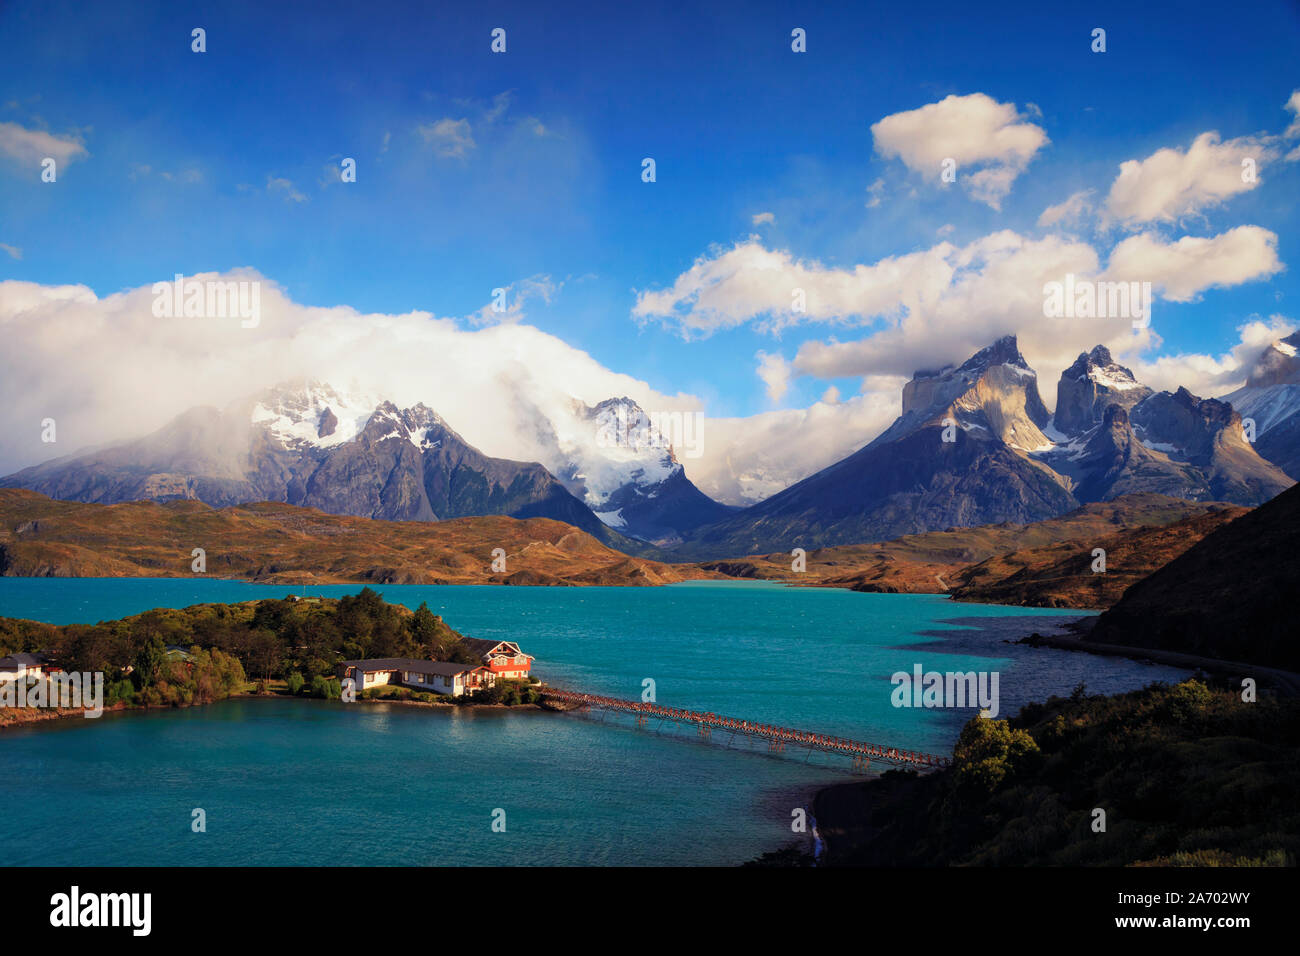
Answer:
[{"xmin": 0, "ymin": 587, "xmax": 545, "ymax": 726}]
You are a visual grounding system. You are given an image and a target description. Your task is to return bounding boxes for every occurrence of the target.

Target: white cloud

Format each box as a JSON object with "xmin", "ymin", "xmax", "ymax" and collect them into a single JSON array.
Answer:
[
  {"xmin": 686, "ymin": 392, "xmax": 903, "ymax": 504},
  {"xmin": 864, "ymin": 177, "xmax": 886, "ymax": 208},
  {"xmin": 482, "ymin": 91, "xmax": 511, "ymax": 125},
  {"xmin": 466, "ymin": 274, "xmax": 560, "ymax": 326},
  {"xmin": 132, "ymin": 163, "xmax": 203, "ymax": 185},
  {"xmin": 0, "ymin": 121, "xmax": 88, "ymax": 170},
  {"xmin": 755, "ymin": 350, "xmax": 792, "ymax": 401},
  {"xmin": 1284, "ymin": 89, "xmax": 1300, "ymax": 140},
  {"xmin": 1103, "ymin": 226, "xmax": 1283, "ymax": 301},
  {"xmin": 635, "ymin": 232, "xmax": 1097, "ymax": 348},
  {"xmin": 1038, "ymin": 189, "xmax": 1094, "ymax": 228},
  {"xmin": 636, "ymin": 218, "xmax": 1285, "ymax": 410},
  {"xmin": 1103, "ymin": 132, "xmax": 1274, "ymax": 227},
  {"xmin": 1130, "ymin": 314, "xmax": 1297, "ymax": 398},
  {"xmin": 417, "ymin": 117, "xmax": 476, "ymax": 158},
  {"xmin": 1, "ymin": 273, "xmax": 865, "ymax": 507},
  {"xmin": 633, "ymin": 237, "xmax": 959, "ymax": 337},
  {"xmin": 870, "ymin": 93, "xmax": 1048, "ymax": 209},
  {"xmin": 751, "ymin": 211, "xmax": 775, "ymax": 226},
  {"xmin": 0, "ymin": 243, "xmax": 20, "ymax": 260},
  {"xmin": 267, "ymin": 175, "xmax": 307, "ymax": 203},
  {"xmin": 0, "ymin": 272, "xmax": 690, "ymax": 472}
]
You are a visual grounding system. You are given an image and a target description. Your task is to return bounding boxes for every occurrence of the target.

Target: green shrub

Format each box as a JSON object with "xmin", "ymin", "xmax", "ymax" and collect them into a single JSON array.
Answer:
[
  {"xmin": 106, "ymin": 679, "xmax": 136, "ymax": 706},
  {"xmin": 285, "ymin": 672, "xmax": 305, "ymax": 696},
  {"xmin": 952, "ymin": 717, "xmax": 1041, "ymax": 797},
  {"xmin": 1161, "ymin": 679, "xmax": 1216, "ymax": 724},
  {"xmin": 310, "ymin": 675, "xmax": 342, "ymax": 700}
]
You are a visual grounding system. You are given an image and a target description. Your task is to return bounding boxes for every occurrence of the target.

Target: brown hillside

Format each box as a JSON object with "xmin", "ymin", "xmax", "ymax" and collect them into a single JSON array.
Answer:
[
  {"xmin": 699, "ymin": 495, "xmax": 1239, "ymax": 605},
  {"xmin": 949, "ymin": 505, "xmax": 1248, "ymax": 608},
  {"xmin": 0, "ymin": 489, "xmax": 720, "ymax": 587}
]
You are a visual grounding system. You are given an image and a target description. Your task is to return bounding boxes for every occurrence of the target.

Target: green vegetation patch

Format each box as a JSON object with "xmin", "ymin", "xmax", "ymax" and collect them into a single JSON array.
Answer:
[{"xmin": 820, "ymin": 680, "xmax": 1300, "ymax": 867}]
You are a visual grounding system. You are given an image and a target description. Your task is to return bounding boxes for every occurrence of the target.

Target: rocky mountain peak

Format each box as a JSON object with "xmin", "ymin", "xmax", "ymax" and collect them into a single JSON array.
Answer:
[
  {"xmin": 317, "ymin": 407, "xmax": 338, "ymax": 439},
  {"xmin": 957, "ymin": 334, "xmax": 1031, "ymax": 374},
  {"xmin": 1087, "ymin": 344, "xmax": 1116, "ymax": 366},
  {"xmin": 1053, "ymin": 344, "xmax": 1152, "ymax": 436},
  {"xmin": 894, "ymin": 335, "xmax": 1049, "ymax": 451},
  {"xmin": 1131, "ymin": 389, "xmax": 1238, "ymax": 464},
  {"xmin": 1102, "ymin": 402, "xmax": 1130, "ymax": 428},
  {"xmin": 1244, "ymin": 330, "xmax": 1300, "ymax": 389}
]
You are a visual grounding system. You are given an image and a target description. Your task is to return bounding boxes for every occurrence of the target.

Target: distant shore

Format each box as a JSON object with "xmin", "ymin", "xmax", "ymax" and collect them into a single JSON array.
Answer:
[{"xmin": 0, "ymin": 685, "xmax": 556, "ymax": 731}]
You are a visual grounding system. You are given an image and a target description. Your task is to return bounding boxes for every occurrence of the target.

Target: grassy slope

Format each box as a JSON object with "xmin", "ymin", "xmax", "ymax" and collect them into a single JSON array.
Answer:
[
  {"xmin": 949, "ymin": 505, "xmax": 1247, "ymax": 608},
  {"xmin": 700, "ymin": 495, "xmax": 1240, "ymax": 607},
  {"xmin": 0, "ymin": 489, "xmax": 1259, "ymax": 612},
  {"xmin": 0, "ymin": 489, "xmax": 720, "ymax": 587}
]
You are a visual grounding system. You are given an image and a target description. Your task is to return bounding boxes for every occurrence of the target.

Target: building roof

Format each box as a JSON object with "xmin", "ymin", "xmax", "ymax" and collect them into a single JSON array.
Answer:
[
  {"xmin": 460, "ymin": 638, "xmax": 505, "ymax": 656},
  {"xmin": 0, "ymin": 652, "xmax": 49, "ymax": 669},
  {"xmin": 339, "ymin": 658, "xmax": 481, "ymax": 677},
  {"xmin": 460, "ymin": 638, "xmax": 533, "ymax": 661}
]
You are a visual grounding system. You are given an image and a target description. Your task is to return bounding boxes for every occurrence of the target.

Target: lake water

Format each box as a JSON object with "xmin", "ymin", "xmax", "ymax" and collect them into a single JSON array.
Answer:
[{"xmin": 0, "ymin": 578, "xmax": 1193, "ymax": 865}]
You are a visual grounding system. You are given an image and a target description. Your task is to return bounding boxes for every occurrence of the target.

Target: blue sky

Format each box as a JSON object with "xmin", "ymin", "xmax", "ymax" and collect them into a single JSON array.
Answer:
[{"xmin": 2, "ymin": 0, "xmax": 1299, "ymax": 425}]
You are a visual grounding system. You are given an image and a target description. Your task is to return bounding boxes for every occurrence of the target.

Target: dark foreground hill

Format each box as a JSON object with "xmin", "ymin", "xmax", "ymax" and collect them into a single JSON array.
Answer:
[
  {"xmin": 1086, "ymin": 480, "xmax": 1300, "ymax": 670},
  {"xmin": 806, "ymin": 681, "xmax": 1299, "ymax": 867}
]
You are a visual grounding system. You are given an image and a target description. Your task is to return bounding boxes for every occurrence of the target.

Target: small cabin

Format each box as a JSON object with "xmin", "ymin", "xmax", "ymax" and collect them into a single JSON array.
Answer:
[
  {"xmin": 460, "ymin": 639, "xmax": 535, "ymax": 679},
  {"xmin": 336, "ymin": 658, "xmax": 494, "ymax": 698}
]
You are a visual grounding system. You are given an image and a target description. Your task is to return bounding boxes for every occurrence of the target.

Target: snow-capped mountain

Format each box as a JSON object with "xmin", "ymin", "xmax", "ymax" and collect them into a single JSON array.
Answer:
[
  {"xmin": 675, "ymin": 336, "xmax": 1294, "ymax": 558},
  {"xmin": 1223, "ymin": 330, "xmax": 1300, "ymax": 478},
  {"xmin": 248, "ymin": 380, "xmax": 389, "ymax": 450},
  {"xmin": 5, "ymin": 345, "xmax": 1295, "ymax": 565},
  {"xmin": 676, "ymin": 336, "xmax": 1079, "ymax": 556},
  {"xmin": 1036, "ymin": 353, "xmax": 1292, "ymax": 505},
  {"xmin": 0, "ymin": 380, "xmax": 648, "ymax": 551},
  {"xmin": 550, "ymin": 397, "xmax": 731, "ymax": 544}
]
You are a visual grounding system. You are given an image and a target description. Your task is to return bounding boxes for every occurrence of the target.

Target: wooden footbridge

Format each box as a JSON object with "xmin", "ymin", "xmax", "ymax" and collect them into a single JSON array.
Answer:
[{"xmin": 540, "ymin": 688, "xmax": 950, "ymax": 773}]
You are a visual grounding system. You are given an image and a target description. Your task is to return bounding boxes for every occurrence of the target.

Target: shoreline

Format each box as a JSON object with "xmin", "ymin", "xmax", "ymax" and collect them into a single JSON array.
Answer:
[
  {"xmin": 0, "ymin": 570, "xmax": 1114, "ymax": 613},
  {"xmin": 1017, "ymin": 629, "xmax": 1300, "ymax": 697},
  {"xmin": 801, "ymin": 627, "xmax": 1300, "ymax": 866},
  {"xmin": 0, "ymin": 687, "xmax": 557, "ymax": 732}
]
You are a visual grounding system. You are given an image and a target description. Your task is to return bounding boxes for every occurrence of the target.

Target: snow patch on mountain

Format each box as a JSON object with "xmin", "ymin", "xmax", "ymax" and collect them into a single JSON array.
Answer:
[
  {"xmin": 1226, "ymin": 383, "xmax": 1300, "ymax": 435},
  {"xmin": 1087, "ymin": 366, "xmax": 1146, "ymax": 391},
  {"xmin": 556, "ymin": 397, "xmax": 679, "ymax": 512},
  {"xmin": 251, "ymin": 381, "xmax": 382, "ymax": 450},
  {"xmin": 593, "ymin": 508, "xmax": 627, "ymax": 529}
]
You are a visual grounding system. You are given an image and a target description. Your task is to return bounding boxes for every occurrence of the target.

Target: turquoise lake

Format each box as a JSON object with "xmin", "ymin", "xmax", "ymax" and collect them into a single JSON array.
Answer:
[{"xmin": 0, "ymin": 578, "xmax": 1194, "ymax": 865}]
